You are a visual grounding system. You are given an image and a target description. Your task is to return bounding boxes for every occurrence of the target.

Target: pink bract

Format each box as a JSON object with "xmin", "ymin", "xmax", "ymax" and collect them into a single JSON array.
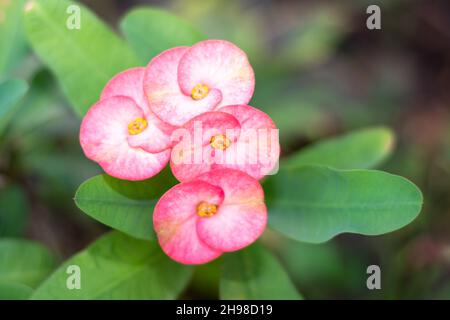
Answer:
[
  {"xmin": 170, "ymin": 104, "xmax": 280, "ymax": 182},
  {"xmin": 153, "ymin": 169, "xmax": 267, "ymax": 265},
  {"xmin": 79, "ymin": 68, "xmax": 172, "ymax": 180},
  {"xmin": 144, "ymin": 40, "xmax": 255, "ymax": 127}
]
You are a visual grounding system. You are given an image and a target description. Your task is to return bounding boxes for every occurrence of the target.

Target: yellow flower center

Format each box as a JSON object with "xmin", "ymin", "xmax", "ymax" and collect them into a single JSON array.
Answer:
[
  {"xmin": 128, "ymin": 117, "xmax": 148, "ymax": 135},
  {"xmin": 191, "ymin": 83, "xmax": 209, "ymax": 100},
  {"xmin": 210, "ymin": 134, "xmax": 231, "ymax": 150},
  {"xmin": 197, "ymin": 201, "xmax": 218, "ymax": 217}
]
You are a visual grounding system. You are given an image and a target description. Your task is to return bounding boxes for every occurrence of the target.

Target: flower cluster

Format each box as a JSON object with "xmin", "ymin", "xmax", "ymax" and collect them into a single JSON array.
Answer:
[{"xmin": 80, "ymin": 40, "xmax": 280, "ymax": 264}]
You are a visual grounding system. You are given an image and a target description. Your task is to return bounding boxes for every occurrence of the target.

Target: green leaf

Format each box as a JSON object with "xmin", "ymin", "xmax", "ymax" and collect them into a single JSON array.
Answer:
[
  {"xmin": 0, "ymin": 184, "xmax": 28, "ymax": 237},
  {"xmin": 24, "ymin": 0, "xmax": 139, "ymax": 116},
  {"xmin": 0, "ymin": 78, "xmax": 28, "ymax": 134},
  {"xmin": 0, "ymin": 239, "xmax": 56, "ymax": 288},
  {"xmin": 285, "ymin": 127, "xmax": 394, "ymax": 170},
  {"xmin": 74, "ymin": 169, "xmax": 177, "ymax": 240},
  {"xmin": 31, "ymin": 231, "xmax": 192, "ymax": 299},
  {"xmin": 0, "ymin": 282, "xmax": 33, "ymax": 300},
  {"xmin": 0, "ymin": 0, "xmax": 28, "ymax": 74},
  {"xmin": 120, "ymin": 7, "xmax": 205, "ymax": 63},
  {"xmin": 220, "ymin": 243, "xmax": 302, "ymax": 300},
  {"xmin": 266, "ymin": 166, "xmax": 423, "ymax": 243}
]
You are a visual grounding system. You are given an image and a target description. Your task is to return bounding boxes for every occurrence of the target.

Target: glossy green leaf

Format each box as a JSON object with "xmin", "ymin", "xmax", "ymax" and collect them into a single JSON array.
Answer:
[
  {"xmin": 0, "ymin": 184, "xmax": 28, "ymax": 237},
  {"xmin": 220, "ymin": 243, "xmax": 302, "ymax": 300},
  {"xmin": 0, "ymin": 282, "xmax": 33, "ymax": 300},
  {"xmin": 0, "ymin": 239, "xmax": 56, "ymax": 288},
  {"xmin": 266, "ymin": 166, "xmax": 423, "ymax": 243},
  {"xmin": 120, "ymin": 7, "xmax": 205, "ymax": 63},
  {"xmin": 24, "ymin": 0, "xmax": 139, "ymax": 116},
  {"xmin": 74, "ymin": 169, "xmax": 177, "ymax": 240},
  {"xmin": 0, "ymin": 0, "xmax": 28, "ymax": 74},
  {"xmin": 31, "ymin": 231, "xmax": 192, "ymax": 299},
  {"xmin": 285, "ymin": 127, "xmax": 394, "ymax": 170},
  {"xmin": 0, "ymin": 78, "xmax": 28, "ymax": 134}
]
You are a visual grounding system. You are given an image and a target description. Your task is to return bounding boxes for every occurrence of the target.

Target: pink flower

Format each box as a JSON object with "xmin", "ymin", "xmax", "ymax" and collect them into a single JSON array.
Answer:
[
  {"xmin": 78, "ymin": 41, "xmax": 277, "ymax": 264},
  {"xmin": 80, "ymin": 68, "xmax": 173, "ymax": 181},
  {"xmin": 170, "ymin": 104, "xmax": 280, "ymax": 182},
  {"xmin": 153, "ymin": 169, "xmax": 267, "ymax": 264},
  {"xmin": 143, "ymin": 40, "xmax": 255, "ymax": 127}
]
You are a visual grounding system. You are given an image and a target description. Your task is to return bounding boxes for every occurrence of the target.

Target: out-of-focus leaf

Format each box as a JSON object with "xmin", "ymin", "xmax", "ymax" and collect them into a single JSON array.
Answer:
[
  {"xmin": 220, "ymin": 243, "xmax": 302, "ymax": 300},
  {"xmin": 0, "ymin": 78, "xmax": 28, "ymax": 135},
  {"xmin": 74, "ymin": 169, "xmax": 177, "ymax": 240},
  {"xmin": 189, "ymin": 259, "xmax": 221, "ymax": 299},
  {"xmin": 5, "ymin": 72, "xmax": 101, "ymax": 207},
  {"xmin": 24, "ymin": 0, "xmax": 139, "ymax": 116},
  {"xmin": 0, "ymin": 282, "xmax": 33, "ymax": 300},
  {"xmin": 0, "ymin": 184, "xmax": 28, "ymax": 237},
  {"xmin": 0, "ymin": 239, "xmax": 56, "ymax": 288},
  {"xmin": 277, "ymin": 239, "xmax": 346, "ymax": 286},
  {"xmin": 22, "ymin": 144, "xmax": 101, "ymax": 205},
  {"xmin": 31, "ymin": 231, "xmax": 192, "ymax": 299},
  {"xmin": 8, "ymin": 71, "xmax": 65, "ymax": 137},
  {"xmin": 262, "ymin": 98, "xmax": 328, "ymax": 145},
  {"xmin": 266, "ymin": 166, "xmax": 423, "ymax": 243},
  {"xmin": 120, "ymin": 7, "xmax": 205, "ymax": 63},
  {"xmin": 278, "ymin": 8, "xmax": 346, "ymax": 68},
  {"xmin": 19, "ymin": 125, "xmax": 98, "ymax": 201},
  {"xmin": 251, "ymin": 81, "xmax": 337, "ymax": 146},
  {"xmin": 0, "ymin": 0, "xmax": 28, "ymax": 74},
  {"xmin": 273, "ymin": 236, "xmax": 365, "ymax": 299},
  {"xmin": 171, "ymin": 0, "xmax": 266, "ymax": 64},
  {"xmin": 285, "ymin": 127, "xmax": 394, "ymax": 170}
]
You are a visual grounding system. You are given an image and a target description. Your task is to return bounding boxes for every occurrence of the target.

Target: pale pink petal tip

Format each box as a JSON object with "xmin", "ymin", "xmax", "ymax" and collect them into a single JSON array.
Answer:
[{"xmin": 153, "ymin": 169, "xmax": 266, "ymax": 264}]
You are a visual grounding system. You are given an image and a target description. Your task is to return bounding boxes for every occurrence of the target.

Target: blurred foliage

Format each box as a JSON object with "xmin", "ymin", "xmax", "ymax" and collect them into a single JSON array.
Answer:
[
  {"xmin": 0, "ymin": 239, "xmax": 57, "ymax": 288},
  {"xmin": 220, "ymin": 242, "xmax": 302, "ymax": 299},
  {"xmin": 120, "ymin": 7, "xmax": 206, "ymax": 63},
  {"xmin": 0, "ymin": 0, "xmax": 28, "ymax": 75},
  {"xmin": 0, "ymin": 0, "xmax": 449, "ymax": 299},
  {"xmin": 0, "ymin": 184, "xmax": 27, "ymax": 237}
]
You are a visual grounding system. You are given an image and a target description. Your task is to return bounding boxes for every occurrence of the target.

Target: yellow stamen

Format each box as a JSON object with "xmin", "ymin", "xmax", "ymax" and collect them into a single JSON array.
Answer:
[
  {"xmin": 210, "ymin": 134, "xmax": 231, "ymax": 150},
  {"xmin": 191, "ymin": 83, "xmax": 209, "ymax": 100},
  {"xmin": 197, "ymin": 201, "xmax": 218, "ymax": 217},
  {"xmin": 128, "ymin": 117, "xmax": 148, "ymax": 135}
]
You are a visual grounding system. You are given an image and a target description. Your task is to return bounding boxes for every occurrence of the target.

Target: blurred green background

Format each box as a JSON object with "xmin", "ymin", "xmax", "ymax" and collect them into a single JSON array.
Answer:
[{"xmin": 1, "ymin": 0, "xmax": 449, "ymax": 299}]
